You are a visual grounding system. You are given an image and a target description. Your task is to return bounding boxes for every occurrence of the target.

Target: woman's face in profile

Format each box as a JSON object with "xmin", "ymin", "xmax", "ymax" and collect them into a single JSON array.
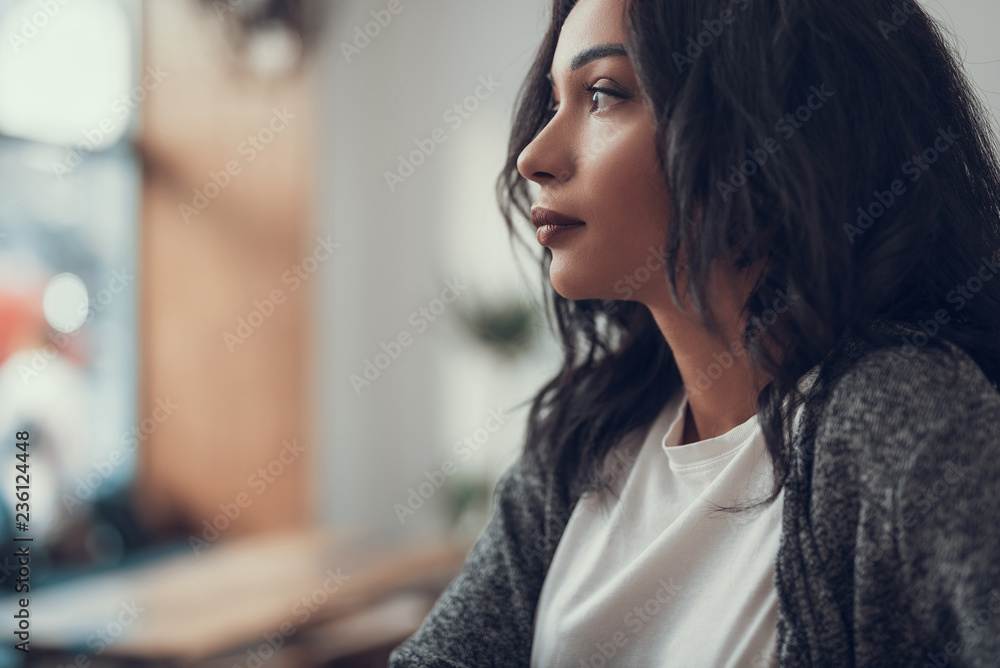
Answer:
[{"xmin": 517, "ymin": 0, "xmax": 674, "ymax": 305}]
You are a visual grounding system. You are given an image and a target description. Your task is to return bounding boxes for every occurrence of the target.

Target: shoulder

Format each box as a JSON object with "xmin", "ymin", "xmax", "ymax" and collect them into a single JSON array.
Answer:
[
  {"xmin": 810, "ymin": 321, "xmax": 1000, "ymax": 519},
  {"xmin": 491, "ymin": 449, "xmax": 578, "ymax": 562},
  {"xmin": 387, "ymin": 450, "xmax": 577, "ymax": 666},
  {"xmin": 813, "ymin": 327, "xmax": 1000, "ymax": 656},
  {"xmin": 815, "ymin": 322, "xmax": 999, "ymax": 450}
]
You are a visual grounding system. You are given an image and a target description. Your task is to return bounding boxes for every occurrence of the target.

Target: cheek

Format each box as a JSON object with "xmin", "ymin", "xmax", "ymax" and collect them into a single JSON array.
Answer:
[
  {"xmin": 586, "ymin": 126, "xmax": 671, "ymax": 287},
  {"xmin": 587, "ymin": 124, "xmax": 670, "ymax": 237}
]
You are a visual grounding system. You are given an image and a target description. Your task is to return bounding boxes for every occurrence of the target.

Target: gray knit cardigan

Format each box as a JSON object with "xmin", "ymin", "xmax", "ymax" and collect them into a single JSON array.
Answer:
[{"xmin": 388, "ymin": 319, "xmax": 1000, "ymax": 667}]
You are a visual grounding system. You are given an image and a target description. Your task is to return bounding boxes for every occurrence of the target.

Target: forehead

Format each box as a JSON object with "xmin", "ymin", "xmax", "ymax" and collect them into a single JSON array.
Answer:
[{"xmin": 551, "ymin": 0, "xmax": 627, "ymax": 76}]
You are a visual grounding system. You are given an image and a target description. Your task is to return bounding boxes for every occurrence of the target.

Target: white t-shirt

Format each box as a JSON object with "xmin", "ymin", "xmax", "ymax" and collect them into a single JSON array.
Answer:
[{"xmin": 531, "ymin": 370, "xmax": 818, "ymax": 668}]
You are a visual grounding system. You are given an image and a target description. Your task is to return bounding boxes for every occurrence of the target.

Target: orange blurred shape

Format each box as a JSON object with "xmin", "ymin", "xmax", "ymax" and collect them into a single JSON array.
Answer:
[{"xmin": 0, "ymin": 288, "xmax": 46, "ymax": 365}]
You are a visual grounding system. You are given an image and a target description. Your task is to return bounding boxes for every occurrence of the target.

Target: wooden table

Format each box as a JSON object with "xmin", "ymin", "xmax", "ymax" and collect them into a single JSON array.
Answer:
[{"xmin": 3, "ymin": 526, "xmax": 472, "ymax": 665}]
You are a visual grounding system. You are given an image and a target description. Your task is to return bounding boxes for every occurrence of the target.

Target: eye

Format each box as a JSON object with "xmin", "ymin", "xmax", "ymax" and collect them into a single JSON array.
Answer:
[
  {"xmin": 582, "ymin": 83, "xmax": 629, "ymax": 114},
  {"xmin": 542, "ymin": 80, "xmax": 631, "ymax": 122}
]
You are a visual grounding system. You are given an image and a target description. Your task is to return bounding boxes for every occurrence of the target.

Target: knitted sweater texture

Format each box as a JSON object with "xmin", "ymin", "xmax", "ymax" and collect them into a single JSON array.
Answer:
[{"xmin": 389, "ymin": 320, "xmax": 1000, "ymax": 667}]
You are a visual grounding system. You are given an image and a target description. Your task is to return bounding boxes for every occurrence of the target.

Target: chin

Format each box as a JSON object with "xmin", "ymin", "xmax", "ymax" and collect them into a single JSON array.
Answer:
[{"xmin": 548, "ymin": 264, "xmax": 607, "ymax": 302}]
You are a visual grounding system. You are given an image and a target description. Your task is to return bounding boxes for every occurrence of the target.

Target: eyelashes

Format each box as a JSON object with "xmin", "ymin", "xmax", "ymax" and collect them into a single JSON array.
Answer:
[
  {"xmin": 582, "ymin": 83, "xmax": 630, "ymax": 113},
  {"xmin": 544, "ymin": 80, "xmax": 632, "ymax": 120}
]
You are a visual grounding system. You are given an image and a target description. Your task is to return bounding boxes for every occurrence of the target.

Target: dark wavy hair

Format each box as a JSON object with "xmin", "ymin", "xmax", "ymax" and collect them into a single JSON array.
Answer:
[{"xmin": 496, "ymin": 0, "xmax": 1000, "ymax": 509}]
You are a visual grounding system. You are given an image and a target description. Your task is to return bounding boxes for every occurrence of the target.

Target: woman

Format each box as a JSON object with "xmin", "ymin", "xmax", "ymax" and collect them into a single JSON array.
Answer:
[{"xmin": 390, "ymin": 0, "xmax": 1000, "ymax": 665}]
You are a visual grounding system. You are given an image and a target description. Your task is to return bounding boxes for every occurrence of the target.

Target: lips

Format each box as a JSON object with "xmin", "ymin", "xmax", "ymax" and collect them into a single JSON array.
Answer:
[{"xmin": 531, "ymin": 207, "xmax": 586, "ymax": 229}]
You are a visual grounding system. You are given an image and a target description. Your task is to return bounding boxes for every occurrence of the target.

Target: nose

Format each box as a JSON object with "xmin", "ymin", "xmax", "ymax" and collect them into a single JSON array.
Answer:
[{"xmin": 516, "ymin": 118, "xmax": 573, "ymax": 186}]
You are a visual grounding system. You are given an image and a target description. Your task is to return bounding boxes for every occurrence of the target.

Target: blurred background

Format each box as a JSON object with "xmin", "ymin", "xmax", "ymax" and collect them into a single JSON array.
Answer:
[{"xmin": 0, "ymin": 0, "xmax": 996, "ymax": 665}]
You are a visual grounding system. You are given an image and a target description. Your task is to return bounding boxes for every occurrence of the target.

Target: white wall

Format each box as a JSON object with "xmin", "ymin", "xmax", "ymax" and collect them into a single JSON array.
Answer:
[
  {"xmin": 311, "ymin": 0, "xmax": 1000, "ymax": 540},
  {"xmin": 313, "ymin": 0, "xmax": 558, "ymax": 540},
  {"xmin": 923, "ymin": 0, "xmax": 1000, "ymax": 133}
]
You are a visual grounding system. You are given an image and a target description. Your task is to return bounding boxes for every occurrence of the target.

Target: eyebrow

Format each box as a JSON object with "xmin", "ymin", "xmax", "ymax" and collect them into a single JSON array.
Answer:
[{"xmin": 546, "ymin": 43, "xmax": 628, "ymax": 84}]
